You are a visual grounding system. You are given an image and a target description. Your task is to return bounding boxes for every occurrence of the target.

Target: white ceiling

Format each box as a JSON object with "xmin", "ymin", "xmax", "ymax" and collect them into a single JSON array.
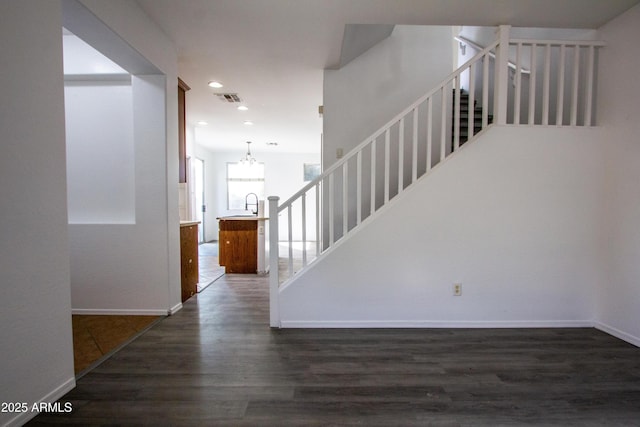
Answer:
[{"xmin": 136, "ymin": 0, "xmax": 639, "ymax": 154}]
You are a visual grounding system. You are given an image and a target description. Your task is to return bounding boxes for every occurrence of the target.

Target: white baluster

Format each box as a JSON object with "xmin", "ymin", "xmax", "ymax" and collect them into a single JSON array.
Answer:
[
  {"xmin": 440, "ymin": 86, "xmax": 447, "ymax": 161},
  {"xmin": 570, "ymin": 45, "xmax": 580, "ymax": 126},
  {"xmin": 315, "ymin": 182, "xmax": 320, "ymax": 256},
  {"xmin": 482, "ymin": 54, "xmax": 489, "ymax": 128},
  {"xmin": 585, "ymin": 45, "xmax": 595, "ymax": 126},
  {"xmin": 412, "ymin": 108, "xmax": 418, "ymax": 183},
  {"xmin": 328, "ymin": 173, "xmax": 334, "ymax": 246},
  {"xmin": 426, "ymin": 97, "xmax": 433, "ymax": 172},
  {"xmin": 454, "ymin": 74, "xmax": 460, "ymax": 151},
  {"xmin": 514, "ymin": 42, "xmax": 522, "ymax": 125},
  {"xmin": 301, "ymin": 192, "xmax": 307, "ymax": 267},
  {"xmin": 398, "ymin": 118, "xmax": 404, "ymax": 194},
  {"xmin": 287, "ymin": 204, "xmax": 293, "ymax": 279},
  {"xmin": 370, "ymin": 139, "xmax": 376, "ymax": 215},
  {"xmin": 343, "ymin": 162, "xmax": 348, "ymax": 237},
  {"xmin": 556, "ymin": 44, "xmax": 566, "ymax": 126},
  {"xmin": 356, "ymin": 150, "xmax": 362, "ymax": 225},
  {"xmin": 494, "ymin": 25, "xmax": 510, "ymax": 125},
  {"xmin": 468, "ymin": 62, "xmax": 475, "ymax": 139},
  {"xmin": 528, "ymin": 43, "xmax": 537, "ymax": 125},
  {"xmin": 542, "ymin": 44, "xmax": 551, "ymax": 125},
  {"xmin": 268, "ymin": 196, "xmax": 280, "ymax": 327},
  {"xmin": 384, "ymin": 128, "xmax": 390, "ymax": 203}
]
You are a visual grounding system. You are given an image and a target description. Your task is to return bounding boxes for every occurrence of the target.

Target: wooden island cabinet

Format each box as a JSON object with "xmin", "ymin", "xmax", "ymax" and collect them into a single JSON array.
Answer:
[{"xmin": 218, "ymin": 217, "xmax": 267, "ymax": 274}]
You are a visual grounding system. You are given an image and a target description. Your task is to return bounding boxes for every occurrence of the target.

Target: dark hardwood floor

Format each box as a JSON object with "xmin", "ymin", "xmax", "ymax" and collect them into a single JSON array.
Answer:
[{"xmin": 30, "ymin": 274, "xmax": 640, "ymax": 426}]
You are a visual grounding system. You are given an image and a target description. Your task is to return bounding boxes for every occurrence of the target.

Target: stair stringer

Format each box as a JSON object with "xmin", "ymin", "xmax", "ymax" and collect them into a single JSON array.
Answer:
[{"xmin": 278, "ymin": 125, "xmax": 604, "ymax": 328}]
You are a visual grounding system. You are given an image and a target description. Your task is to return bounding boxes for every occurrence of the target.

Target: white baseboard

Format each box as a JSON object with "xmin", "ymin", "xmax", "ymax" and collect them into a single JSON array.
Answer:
[
  {"xmin": 168, "ymin": 302, "xmax": 182, "ymax": 315},
  {"xmin": 4, "ymin": 376, "xmax": 75, "ymax": 427},
  {"xmin": 594, "ymin": 321, "xmax": 640, "ymax": 348},
  {"xmin": 280, "ymin": 319, "xmax": 639, "ymax": 348},
  {"xmin": 72, "ymin": 308, "xmax": 169, "ymax": 316},
  {"xmin": 280, "ymin": 319, "xmax": 594, "ymax": 329}
]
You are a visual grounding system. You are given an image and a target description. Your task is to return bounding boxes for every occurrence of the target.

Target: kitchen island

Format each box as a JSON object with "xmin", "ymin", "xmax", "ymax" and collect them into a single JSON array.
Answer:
[{"xmin": 217, "ymin": 216, "xmax": 268, "ymax": 274}]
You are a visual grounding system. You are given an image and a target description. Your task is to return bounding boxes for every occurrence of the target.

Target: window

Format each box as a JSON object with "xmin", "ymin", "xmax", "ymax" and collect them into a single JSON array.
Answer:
[
  {"xmin": 304, "ymin": 163, "xmax": 321, "ymax": 182},
  {"xmin": 227, "ymin": 162, "xmax": 265, "ymax": 210}
]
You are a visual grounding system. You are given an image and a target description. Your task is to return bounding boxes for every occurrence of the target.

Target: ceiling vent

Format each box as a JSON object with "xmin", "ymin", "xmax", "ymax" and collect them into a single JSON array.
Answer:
[{"xmin": 216, "ymin": 93, "xmax": 242, "ymax": 103}]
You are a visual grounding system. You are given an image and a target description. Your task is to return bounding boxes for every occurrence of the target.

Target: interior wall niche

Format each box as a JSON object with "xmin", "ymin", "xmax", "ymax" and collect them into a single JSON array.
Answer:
[
  {"xmin": 64, "ymin": 78, "xmax": 135, "ymax": 224},
  {"xmin": 63, "ymin": 31, "xmax": 135, "ymax": 224}
]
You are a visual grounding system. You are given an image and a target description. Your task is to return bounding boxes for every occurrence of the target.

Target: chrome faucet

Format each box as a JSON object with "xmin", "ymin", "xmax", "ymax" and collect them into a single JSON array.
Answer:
[{"xmin": 245, "ymin": 193, "xmax": 259, "ymax": 216}]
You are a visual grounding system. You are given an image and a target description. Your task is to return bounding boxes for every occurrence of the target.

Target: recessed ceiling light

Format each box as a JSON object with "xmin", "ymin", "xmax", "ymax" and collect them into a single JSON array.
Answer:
[
  {"xmin": 197, "ymin": 120, "xmax": 208, "ymax": 126},
  {"xmin": 208, "ymin": 81, "xmax": 223, "ymax": 88},
  {"xmin": 237, "ymin": 105, "xmax": 249, "ymax": 111},
  {"xmin": 243, "ymin": 120, "xmax": 254, "ymax": 126},
  {"xmin": 266, "ymin": 142, "xmax": 278, "ymax": 146}
]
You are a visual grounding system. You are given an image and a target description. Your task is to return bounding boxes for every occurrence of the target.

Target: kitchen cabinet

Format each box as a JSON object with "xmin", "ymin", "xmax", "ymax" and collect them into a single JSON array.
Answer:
[{"xmin": 180, "ymin": 221, "xmax": 199, "ymax": 302}]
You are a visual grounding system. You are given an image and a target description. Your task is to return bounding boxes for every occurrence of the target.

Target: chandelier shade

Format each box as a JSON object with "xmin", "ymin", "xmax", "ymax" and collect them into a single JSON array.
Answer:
[{"xmin": 239, "ymin": 141, "xmax": 257, "ymax": 166}]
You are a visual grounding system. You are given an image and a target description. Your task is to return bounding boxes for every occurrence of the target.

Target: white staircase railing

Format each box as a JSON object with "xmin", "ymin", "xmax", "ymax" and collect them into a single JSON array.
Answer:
[
  {"xmin": 268, "ymin": 26, "xmax": 604, "ymax": 327},
  {"xmin": 506, "ymin": 39, "xmax": 605, "ymax": 126}
]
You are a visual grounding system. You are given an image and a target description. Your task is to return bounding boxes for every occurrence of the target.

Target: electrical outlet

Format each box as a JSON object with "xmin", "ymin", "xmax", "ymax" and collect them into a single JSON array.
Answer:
[{"xmin": 453, "ymin": 283, "xmax": 462, "ymax": 296}]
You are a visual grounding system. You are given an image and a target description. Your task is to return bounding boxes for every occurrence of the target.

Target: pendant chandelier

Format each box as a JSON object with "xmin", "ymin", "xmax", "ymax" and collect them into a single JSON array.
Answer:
[{"xmin": 239, "ymin": 141, "xmax": 257, "ymax": 166}]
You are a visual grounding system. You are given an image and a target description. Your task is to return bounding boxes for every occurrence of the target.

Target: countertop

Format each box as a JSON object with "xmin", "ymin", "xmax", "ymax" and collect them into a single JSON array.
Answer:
[
  {"xmin": 180, "ymin": 220, "xmax": 201, "ymax": 227},
  {"xmin": 217, "ymin": 216, "xmax": 268, "ymax": 221}
]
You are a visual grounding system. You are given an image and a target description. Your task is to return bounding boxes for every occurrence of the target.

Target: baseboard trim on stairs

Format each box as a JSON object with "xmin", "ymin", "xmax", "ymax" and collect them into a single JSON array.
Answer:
[
  {"xmin": 4, "ymin": 376, "xmax": 75, "ymax": 427},
  {"xmin": 280, "ymin": 319, "xmax": 594, "ymax": 329}
]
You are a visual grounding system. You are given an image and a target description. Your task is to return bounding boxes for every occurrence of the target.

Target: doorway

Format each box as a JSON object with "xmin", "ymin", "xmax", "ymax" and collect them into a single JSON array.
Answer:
[
  {"xmin": 191, "ymin": 157, "xmax": 206, "ymax": 243},
  {"xmin": 190, "ymin": 157, "xmax": 225, "ymax": 290}
]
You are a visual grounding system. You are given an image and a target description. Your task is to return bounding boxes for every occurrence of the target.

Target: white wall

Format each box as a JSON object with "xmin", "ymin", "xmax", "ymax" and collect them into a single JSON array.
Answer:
[
  {"xmin": 62, "ymin": 31, "xmax": 127, "ymax": 74},
  {"xmin": 595, "ymin": 3, "xmax": 640, "ymax": 346},
  {"xmin": 194, "ymin": 145, "xmax": 321, "ymax": 242},
  {"xmin": 322, "ymin": 25, "xmax": 455, "ymax": 244},
  {"xmin": 323, "ymin": 25, "xmax": 454, "ymax": 169},
  {"xmin": 279, "ymin": 126, "xmax": 604, "ymax": 327},
  {"xmin": 0, "ymin": 1, "xmax": 75, "ymax": 425}
]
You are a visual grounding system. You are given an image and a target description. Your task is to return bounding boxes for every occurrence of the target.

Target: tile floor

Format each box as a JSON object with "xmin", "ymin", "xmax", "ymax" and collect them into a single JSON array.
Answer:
[
  {"xmin": 72, "ymin": 315, "xmax": 160, "ymax": 374},
  {"xmin": 197, "ymin": 241, "xmax": 225, "ymax": 292}
]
